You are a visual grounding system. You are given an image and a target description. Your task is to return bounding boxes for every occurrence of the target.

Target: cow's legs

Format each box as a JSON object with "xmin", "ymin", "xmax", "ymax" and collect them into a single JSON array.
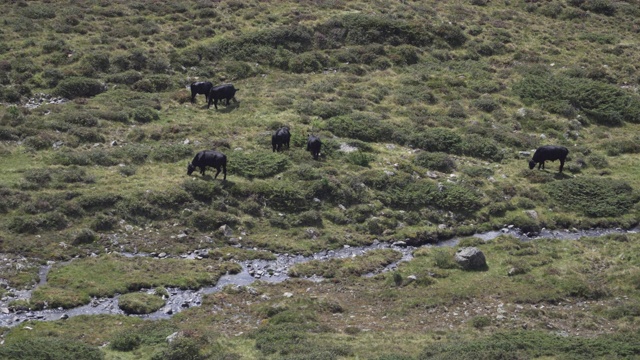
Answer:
[{"xmin": 559, "ymin": 159, "xmax": 565, "ymax": 173}]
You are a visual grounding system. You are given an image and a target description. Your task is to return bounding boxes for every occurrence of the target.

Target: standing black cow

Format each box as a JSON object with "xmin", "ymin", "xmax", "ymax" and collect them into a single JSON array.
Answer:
[
  {"xmin": 208, "ymin": 84, "xmax": 239, "ymax": 109},
  {"xmin": 187, "ymin": 150, "xmax": 227, "ymax": 180},
  {"xmin": 307, "ymin": 135, "xmax": 321, "ymax": 160},
  {"xmin": 190, "ymin": 81, "xmax": 213, "ymax": 104},
  {"xmin": 272, "ymin": 127, "xmax": 291, "ymax": 152},
  {"xmin": 529, "ymin": 145, "xmax": 569, "ymax": 173}
]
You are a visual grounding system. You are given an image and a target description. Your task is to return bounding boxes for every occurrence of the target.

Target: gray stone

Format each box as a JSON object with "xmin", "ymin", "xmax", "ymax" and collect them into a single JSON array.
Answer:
[
  {"xmin": 454, "ymin": 247, "xmax": 487, "ymax": 270},
  {"xmin": 219, "ymin": 225, "xmax": 233, "ymax": 237},
  {"xmin": 524, "ymin": 210, "xmax": 538, "ymax": 220}
]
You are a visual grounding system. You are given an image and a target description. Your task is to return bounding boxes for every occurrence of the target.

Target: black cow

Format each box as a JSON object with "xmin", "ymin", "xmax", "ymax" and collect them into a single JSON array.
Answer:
[
  {"xmin": 307, "ymin": 135, "xmax": 321, "ymax": 160},
  {"xmin": 190, "ymin": 81, "xmax": 213, "ymax": 104},
  {"xmin": 208, "ymin": 84, "xmax": 239, "ymax": 109},
  {"xmin": 272, "ymin": 127, "xmax": 291, "ymax": 152},
  {"xmin": 529, "ymin": 145, "xmax": 569, "ymax": 173},
  {"xmin": 187, "ymin": 150, "xmax": 227, "ymax": 180}
]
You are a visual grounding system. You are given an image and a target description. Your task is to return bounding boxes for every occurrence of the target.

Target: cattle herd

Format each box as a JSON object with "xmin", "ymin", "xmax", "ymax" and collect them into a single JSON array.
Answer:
[{"xmin": 186, "ymin": 81, "xmax": 568, "ymax": 180}]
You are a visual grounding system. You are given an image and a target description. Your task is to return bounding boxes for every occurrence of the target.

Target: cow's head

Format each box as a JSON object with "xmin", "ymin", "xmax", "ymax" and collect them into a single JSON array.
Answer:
[
  {"xmin": 187, "ymin": 163, "xmax": 196, "ymax": 175},
  {"xmin": 528, "ymin": 159, "xmax": 536, "ymax": 170}
]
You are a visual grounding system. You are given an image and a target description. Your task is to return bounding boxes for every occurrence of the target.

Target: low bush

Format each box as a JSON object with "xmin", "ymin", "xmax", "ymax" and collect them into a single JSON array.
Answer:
[
  {"xmin": 72, "ymin": 228, "xmax": 97, "ymax": 244},
  {"xmin": 413, "ymin": 151, "xmax": 456, "ymax": 173},
  {"xmin": 546, "ymin": 177, "xmax": 638, "ymax": 217},
  {"xmin": 410, "ymin": 128, "xmax": 462, "ymax": 154},
  {"xmin": 326, "ymin": 112, "xmax": 392, "ymax": 142},
  {"xmin": 53, "ymin": 77, "xmax": 106, "ymax": 99},
  {"xmin": 131, "ymin": 107, "xmax": 159, "ymax": 123},
  {"xmin": 182, "ymin": 180, "xmax": 224, "ymax": 202},
  {"xmin": 0, "ymin": 337, "xmax": 104, "ymax": 360},
  {"xmin": 58, "ymin": 111, "xmax": 99, "ymax": 127},
  {"xmin": 118, "ymin": 292, "xmax": 165, "ymax": 314},
  {"xmin": 110, "ymin": 330, "xmax": 142, "ymax": 352},
  {"xmin": 229, "ymin": 151, "xmax": 289, "ymax": 179}
]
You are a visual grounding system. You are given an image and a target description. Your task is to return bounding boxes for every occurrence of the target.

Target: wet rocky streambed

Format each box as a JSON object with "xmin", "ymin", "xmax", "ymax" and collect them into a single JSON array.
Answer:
[{"xmin": 0, "ymin": 227, "xmax": 636, "ymax": 327}]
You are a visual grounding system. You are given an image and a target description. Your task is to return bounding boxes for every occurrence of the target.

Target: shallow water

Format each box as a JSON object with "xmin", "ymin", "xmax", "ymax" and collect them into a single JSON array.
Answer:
[{"xmin": 0, "ymin": 226, "xmax": 635, "ymax": 327}]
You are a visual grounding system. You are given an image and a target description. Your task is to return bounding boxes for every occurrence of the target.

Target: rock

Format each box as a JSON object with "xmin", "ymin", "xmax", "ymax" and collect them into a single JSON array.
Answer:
[
  {"xmin": 392, "ymin": 241, "xmax": 407, "ymax": 247},
  {"xmin": 219, "ymin": 225, "xmax": 233, "ymax": 237},
  {"xmin": 454, "ymin": 247, "xmax": 487, "ymax": 271},
  {"xmin": 283, "ymin": 292, "xmax": 293, "ymax": 298},
  {"xmin": 60, "ymin": 314, "xmax": 69, "ymax": 320},
  {"xmin": 518, "ymin": 151, "xmax": 531, "ymax": 157},
  {"xmin": 1, "ymin": 308, "xmax": 9, "ymax": 314},
  {"xmin": 524, "ymin": 210, "xmax": 538, "ymax": 220},
  {"xmin": 166, "ymin": 332, "xmax": 180, "ymax": 343}
]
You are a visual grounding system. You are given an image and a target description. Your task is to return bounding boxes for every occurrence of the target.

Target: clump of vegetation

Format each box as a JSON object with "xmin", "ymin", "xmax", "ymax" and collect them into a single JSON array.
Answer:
[
  {"xmin": 118, "ymin": 292, "xmax": 165, "ymax": 314},
  {"xmin": 546, "ymin": 177, "xmax": 638, "ymax": 217}
]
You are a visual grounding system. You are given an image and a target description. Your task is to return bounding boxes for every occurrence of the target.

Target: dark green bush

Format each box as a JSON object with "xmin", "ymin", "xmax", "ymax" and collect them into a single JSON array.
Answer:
[
  {"xmin": 419, "ymin": 331, "xmax": 640, "ymax": 360},
  {"xmin": 461, "ymin": 134, "xmax": 504, "ymax": 162},
  {"xmin": 182, "ymin": 180, "xmax": 223, "ymax": 202},
  {"xmin": 91, "ymin": 213, "xmax": 118, "ymax": 231},
  {"xmin": 514, "ymin": 72, "xmax": 640, "ymax": 125},
  {"xmin": 8, "ymin": 212, "xmax": 68, "ymax": 234},
  {"xmin": 229, "ymin": 151, "xmax": 288, "ymax": 179},
  {"xmin": 249, "ymin": 180, "xmax": 310, "ymax": 212},
  {"xmin": 118, "ymin": 293, "xmax": 165, "ymax": 314},
  {"xmin": 69, "ymin": 128, "xmax": 105, "ymax": 143},
  {"xmin": 410, "ymin": 128, "xmax": 462, "ymax": 154},
  {"xmin": 110, "ymin": 330, "xmax": 142, "ymax": 352},
  {"xmin": 53, "ymin": 77, "xmax": 106, "ymax": 99},
  {"xmin": 151, "ymin": 337, "xmax": 204, "ymax": 360},
  {"xmin": 546, "ymin": 177, "xmax": 638, "ymax": 217},
  {"xmin": 106, "ymin": 70, "xmax": 143, "ymax": 85},
  {"xmin": 188, "ymin": 210, "xmax": 240, "ymax": 231},
  {"xmin": 326, "ymin": 112, "xmax": 391, "ymax": 142},
  {"xmin": 73, "ymin": 228, "xmax": 98, "ymax": 244},
  {"xmin": 20, "ymin": 5, "xmax": 57, "ymax": 19},
  {"xmin": 150, "ymin": 144, "xmax": 192, "ymax": 163},
  {"xmin": 345, "ymin": 151, "xmax": 375, "ymax": 167},
  {"xmin": 0, "ymin": 337, "xmax": 104, "ymax": 360},
  {"xmin": 131, "ymin": 107, "xmax": 159, "ymax": 123},
  {"xmin": 413, "ymin": 151, "xmax": 456, "ymax": 173}
]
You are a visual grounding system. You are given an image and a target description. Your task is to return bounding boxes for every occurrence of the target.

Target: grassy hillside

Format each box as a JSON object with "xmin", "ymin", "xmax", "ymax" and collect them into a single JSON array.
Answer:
[{"xmin": 1, "ymin": 0, "xmax": 640, "ymax": 358}]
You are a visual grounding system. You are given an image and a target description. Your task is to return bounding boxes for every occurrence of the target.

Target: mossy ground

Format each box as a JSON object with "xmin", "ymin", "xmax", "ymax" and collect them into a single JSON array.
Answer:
[{"xmin": 1, "ymin": 0, "xmax": 640, "ymax": 358}]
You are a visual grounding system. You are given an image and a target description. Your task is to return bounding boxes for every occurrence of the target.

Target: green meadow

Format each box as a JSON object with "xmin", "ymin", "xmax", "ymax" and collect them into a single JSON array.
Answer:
[{"xmin": 1, "ymin": 0, "xmax": 640, "ymax": 358}]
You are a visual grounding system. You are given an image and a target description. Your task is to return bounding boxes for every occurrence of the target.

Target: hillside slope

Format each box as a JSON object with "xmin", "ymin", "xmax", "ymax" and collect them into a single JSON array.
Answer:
[{"xmin": 0, "ymin": 0, "xmax": 640, "ymax": 358}]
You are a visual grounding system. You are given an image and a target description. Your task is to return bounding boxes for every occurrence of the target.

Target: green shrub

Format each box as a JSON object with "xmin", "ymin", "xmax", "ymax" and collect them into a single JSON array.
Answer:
[
  {"xmin": 106, "ymin": 70, "xmax": 143, "ymax": 85},
  {"xmin": 229, "ymin": 151, "xmax": 288, "ymax": 179},
  {"xmin": 110, "ymin": 330, "xmax": 142, "ymax": 352},
  {"xmin": 345, "ymin": 151, "xmax": 374, "ymax": 167},
  {"xmin": 91, "ymin": 213, "xmax": 118, "ymax": 231},
  {"xmin": 150, "ymin": 144, "xmax": 192, "ymax": 163},
  {"xmin": 188, "ymin": 210, "xmax": 240, "ymax": 231},
  {"xmin": 73, "ymin": 228, "xmax": 97, "ymax": 244},
  {"xmin": 131, "ymin": 107, "xmax": 159, "ymax": 123},
  {"xmin": 326, "ymin": 112, "xmax": 391, "ymax": 142},
  {"xmin": 118, "ymin": 292, "xmax": 165, "ymax": 314},
  {"xmin": 53, "ymin": 77, "xmax": 106, "ymax": 99},
  {"xmin": 182, "ymin": 180, "xmax": 223, "ymax": 202},
  {"xmin": 413, "ymin": 151, "xmax": 456, "ymax": 173},
  {"xmin": 514, "ymin": 72, "xmax": 640, "ymax": 125},
  {"xmin": 461, "ymin": 134, "xmax": 504, "ymax": 162},
  {"xmin": 151, "ymin": 336, "xmax": 204, "ymax": 360},
  {"xmin": 546, "ymin": 177, "xmax": 638, "ymax": 217},
  {"xmin": 471, "ymin": 315, "xmax": 491, "ymax": 329},
  {"xmin": 410, "ymin": 128, "xmax": 462, "ymax": 154},
  {"xmin": 8, "ymin": 212, "xmax": 68, "ymax": 234},
  {"xmin": 0, "ymin": 337, "xmax": 104, "ymax": 360}
]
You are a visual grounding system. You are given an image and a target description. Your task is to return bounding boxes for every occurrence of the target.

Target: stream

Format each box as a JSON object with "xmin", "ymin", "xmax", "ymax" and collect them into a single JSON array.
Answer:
[{"xmin": 0, "ymin": 226, "xmax": 636, "ymax": 327}]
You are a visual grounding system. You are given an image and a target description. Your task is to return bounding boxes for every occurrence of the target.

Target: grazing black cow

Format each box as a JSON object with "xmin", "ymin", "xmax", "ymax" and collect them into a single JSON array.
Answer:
[
  {"xmin": 187, "ymin": 150, "xmax": 227, "ymax": 180},
  {"xmin": 272, "ymin": 127, "xmax": 291, "ymax": 152},
  {"xmin": 190, "ymin": 81, "xmax": 213, "ymax": 104},
  {"xmin": 307, "ymin": 135, "xmax": 321, "ymax": 160},
  {"xmin": 529, "ymin": 145, "xmax": 569, "ymax": 173},
  {"xmin": 208, "ymin": 84, "xmax": 239, "ymax": 109}
]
